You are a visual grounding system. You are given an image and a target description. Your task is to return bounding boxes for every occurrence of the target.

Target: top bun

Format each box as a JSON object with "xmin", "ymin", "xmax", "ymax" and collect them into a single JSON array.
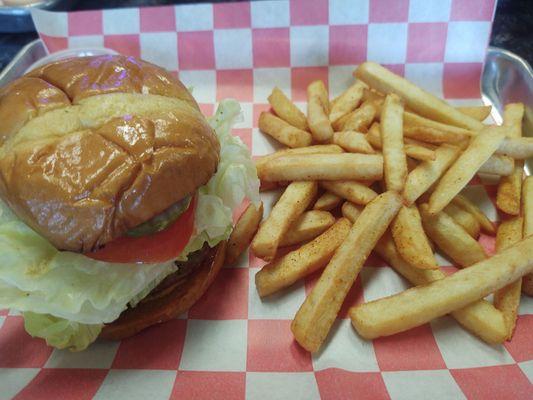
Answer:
[{"xmin": 0, "ymin": 55, "xmax": 219, "ymax": 252}]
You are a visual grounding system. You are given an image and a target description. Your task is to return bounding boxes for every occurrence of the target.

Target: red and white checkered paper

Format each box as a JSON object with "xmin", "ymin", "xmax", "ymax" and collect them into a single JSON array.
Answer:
[{"xmin": 1, "ymin": 0, "xmax": 531, "ymax": 399}]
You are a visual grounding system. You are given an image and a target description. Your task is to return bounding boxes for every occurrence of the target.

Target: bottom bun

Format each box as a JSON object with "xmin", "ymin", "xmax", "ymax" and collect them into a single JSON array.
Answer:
[{"xmin": 100, "ymin": 241, "xmax": 227, "ymax": 340}]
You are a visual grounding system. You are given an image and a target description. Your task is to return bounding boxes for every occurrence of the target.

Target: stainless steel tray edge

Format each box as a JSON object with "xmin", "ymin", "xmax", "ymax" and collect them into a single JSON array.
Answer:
[{"xmin": 0, "ymin": 39, "xmax": 47, "ymax": 86}]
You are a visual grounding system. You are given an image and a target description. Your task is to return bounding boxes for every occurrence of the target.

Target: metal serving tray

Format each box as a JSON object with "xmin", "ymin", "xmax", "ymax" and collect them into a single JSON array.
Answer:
[
  {"xmin": 0, "ymin": 0, "xmax": 69, "ymax": 32},
  {"xmin": 0, "ymin": 40, "xmax": 531, "ymax": 172}
]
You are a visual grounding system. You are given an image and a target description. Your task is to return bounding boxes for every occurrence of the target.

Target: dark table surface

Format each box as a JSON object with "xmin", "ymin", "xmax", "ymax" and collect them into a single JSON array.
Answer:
[{"xmin": 0, "ymin": 0, "xmax": 532, "ymax": 72}]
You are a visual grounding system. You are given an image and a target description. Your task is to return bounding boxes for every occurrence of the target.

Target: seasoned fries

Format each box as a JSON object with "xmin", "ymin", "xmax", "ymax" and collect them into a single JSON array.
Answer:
[
  {"xmin": 268, "ymin": 87, "xmax": 308, "ymax": 131},
  {"xmin": 367, "ymin": 123, "xmax": 436, "ymax": 161},
  {"xmin": 392, "ymin": 205, "xmax": 437, "ymax": 269},
  {"xmin": 226, "ymin": 202, "xmax": 264, "ymax": 265},
  {"xmin": 307, "ymin": 80, "xmax": 333, "ymax": 142},
  {"xmin": 428, "ymin": 126, "xmax": 506, "ymax": 214},
  {"xmin": 444, "ymin": 202, "xmax": 481, "ymax": 239},
  {"xmin": 350, "ymin": 235, "xmax": 533, "ymax": 339},
  {"xmin": 403, "ymin": 144, "xmax": 460, "ymax": 205},
  {"xmin": 354, "ymin": 61, "xmax": 484, "ymax": 130},
  {"xmin": 292, "ymin": 192, "xmax": 402, "ymax": 352},
  {"xmin": 321, "ymin": 180, "xmax": 378, "ymax": 205},
  {"xmin": 341, "ymin": 201, "xmax": 363, "ymax": 223},
  {"xmin": 375, "ymin": 233, "xmax": 507, "ymax": 343},
  {"xmin": 420, "ymin": 204, "xmax": 486, "ymax": 267},
  {"xmin": 494, "ymin": 216, "xmax": 523, "ymax": 339},
  {"xmin": 381, "ymin": 94, "xmax": 407, "ymax": 192},
  {"xmin": 403, "ymin": 111, "xmax": 474, "ymax": 143},
  {"xmin": 329, "ymin": 81, "xmax": 367, "ymax": 124},
  {"xmin": 258, "ymin": 112, "xmax": 312, "ymax": 148},
  {"xmin": 478, "ymin": 154, "xmax": 514, "ymax": 176},
  {"xmin": 261, "ymin": 153, "xmax": 383, "ymax": 182},
  {"xmin": 313, "ymin": 191, "xmax": 342, "ymax": 211},
  {"xmin": 333, "ymin": 100, "xmax": 377, "ymax": 132},
  {"xmin": 256, "ymin": 218, "xmax": 351, "ymax": 297},
  {"xmin": 251, "ymin": 182, "xmax": 317, "ymax": 261},
  {"xmin": 279, "ymin": 210, "xmax": 335, "ymax": 247},
  {"xmin": 457, "ymin": 105, "xmax": 492, "ymax": 121},
  {"xmin": 250, "ymin": 61, "xmax": 531, "ymax": 352},
  {"xmin": 333, "ymin": 131, "xmax": 375, "ymax": 154},
  {"xmin": 451, "ymin": 194, "xmax": 495, "ymax": 234},
  {"xmin": 256, "ymin": 145, "xmax": 343, "ymax": 180}
]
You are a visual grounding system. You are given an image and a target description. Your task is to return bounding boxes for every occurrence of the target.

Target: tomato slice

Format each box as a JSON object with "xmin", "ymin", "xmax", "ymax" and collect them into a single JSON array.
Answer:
[{"xmin": 86, "ymin": 195, "xmax": 197, "ymax": 264}]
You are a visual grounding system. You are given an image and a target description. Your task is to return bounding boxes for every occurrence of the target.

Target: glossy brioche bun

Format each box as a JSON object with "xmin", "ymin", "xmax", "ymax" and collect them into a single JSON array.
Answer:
[
  {"xmin": 101, "ymin": 241, "xmax": 226, "ymax": 340},
  {"xmin": 0, "ymin": 55, "xmax": 220, "ymax": 252}
]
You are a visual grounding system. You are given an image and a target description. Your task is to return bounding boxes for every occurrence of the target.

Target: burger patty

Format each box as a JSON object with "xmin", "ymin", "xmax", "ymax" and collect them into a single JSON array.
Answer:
[{"xmin": 139, "ymin": 245, "xmax": 213, "ymax": 305}]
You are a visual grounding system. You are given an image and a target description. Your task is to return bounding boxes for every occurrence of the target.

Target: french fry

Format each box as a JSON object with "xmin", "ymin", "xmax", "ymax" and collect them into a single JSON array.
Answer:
[
  {"xmin": 495, "ymin": 137, "xmax": 533, "ymax": 159},
  {"xmin": 362, "ymin": 88, "xmax": 385, "ymax": 103},
  {"xmin": 428, "ymin": 126, "xmax": 506, "ymax": 214},
  {"xmin": 392, "ymin": 205, "xmax": 437, "ymax": 269},
  {"xmin": 496, "ymin": 103, "xmax": 524, "ymax": 215},
  {"xmin": 403, "ymin": 111, "xmax": 474, "ymax": 144},
  {"xmin": 251, "ymin": 182, "xmax": 317, "ymax": 261},
  {"xmin": 381, "ymin": 94, "xmax": 407, "ymax": 192},
  {"xmin": 321, "ymin": 180, "xmax": 378, "ymax": 205},
  {"xmin": 256, "ymin": 145, "xmax": 344, "ymax": 180},
  {"xmin": 341, "ymin": 201, "xmax": 363, "ymax": 223},
  {"xmin": 523, "ymin": 176, "xmax": 533, "ymax": 296},
  {"xmin": 307, "ymin": 80, "xmax": 333, "ymax": 142},
  {"xmin": 259, "ymin": 112, "xmax": 312, "ymax": 148},
  {"xmin": 268, "ymin": 87, "xmax": 308, "ymax": 131},
  {"xmin": 444, "ymin": 202, "xmax": 481, "ymax": 239},
  {"xmin": 256, "ymin": 218, "xmax": 351, "ymax": 297},
  {"xmin": 354, "ymin": 62, "xmax": 484, "ymax": 131},
  {"xmin": 292, "ymin": 191, "xmax": 402, "ymax": 352},
  {"xmin": 350, "ymin": 235, "xmax": 533, "ymax": 340},
  {"xmin": 261, "ymin": 153, "xmax": 383, "ymax": 182},
  {"xmin": 333, "ymin": 100, "xmax": 377, "ymax": 132},
  {"xmin": 451, "ymin": 194, "xmax": 495, "ymax": 234},
  {"xmin": 333, "ymin": 131, "xmax": 375, "ymax": 154},
  {"xmin": 313, "ymin": 191, "xmax": 342, "ymax": 211},
  {"xmin": 403, "ymin": 144, "xmax": 461, "ymax": 205},
  {"xmin": 456, "ymin": 105, "xmax": 492, "ymax": 121},
  {"xmin": 367, "ymin": 122, "xmax": 435, "ymax": 161},
  {"xmin": 478, "ymin": 154, "xmax": 514, "ymax": 176},
  {"xmin": 279, "ymin": 210, "xmax": 335, "ymax": 247},
  {"xmin": 375, "ymin": 232, "xmax": 507, "ymax": 344},
  {"xmin": 494, "ymin": 216, "xmax": 523, "ymax": 339},
  {"xmin": 329, "ymin": 81, "xmax": 367, "ymax": 124},
  {"xmin": 420, "ymin": 204, "xmax": 487, "ymax": 267},
  {"xmin": 226, "ymin": 202, "xmax": 264, "ymax": 265}
]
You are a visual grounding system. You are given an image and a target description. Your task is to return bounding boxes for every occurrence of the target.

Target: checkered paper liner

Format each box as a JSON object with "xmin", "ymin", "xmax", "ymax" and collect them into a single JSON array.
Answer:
[{"xmin": 0, "ymin": 1, "xmax": 531, "ymax": 399}]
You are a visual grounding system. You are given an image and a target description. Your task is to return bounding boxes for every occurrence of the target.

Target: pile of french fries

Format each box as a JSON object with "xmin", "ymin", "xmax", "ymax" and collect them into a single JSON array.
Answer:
[{"xmin": 226, "ymin": 61, "xmax": 533, "ymax": 353}]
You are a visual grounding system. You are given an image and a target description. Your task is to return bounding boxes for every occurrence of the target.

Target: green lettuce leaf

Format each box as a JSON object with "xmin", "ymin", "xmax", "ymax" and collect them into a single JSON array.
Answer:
[{"xmin": 23, "ymin": 312, "xmax": 102, "ymax": 352}]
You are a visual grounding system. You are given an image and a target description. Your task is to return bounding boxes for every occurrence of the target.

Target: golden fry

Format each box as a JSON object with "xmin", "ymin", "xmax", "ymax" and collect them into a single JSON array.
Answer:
[
  {"xmin": 478, "ymin": 154, "xmax": 514, "ymax": 176},
  {"xmin": 226, "ymin": 202, "xmax": 264, "ymax": 265},
  {"xmin": 268, "ymin": 87, "xmax": 308, "ymax": 131},
  {"xmin": 391, "ymin": 205, "xmax": 437, "ymax": 269},
  {"xmin": 428, "ymin": 126, "xmax": 506, "ymax": 214},
  {"xmin": 354, "ymin": 62, "xmax": 484, "ymax": 131},
  {"xmin": 252, "ymin": 182, "xmax": 317, "ymax": 261},
  {"xmin": 420, "ymin": 203, "xmax": 486, "ymax": 267},
  {"xmin": 333, "ymin": 100, "xmax": 377, "ymax": 132},
  {"xmin": 256, "ymin": 218, "xmax": 351, "ymax": 297},
  {"xmin": 313, "ymin": 191, "xmax": 342, "ymax": 211},
  {"xmin": 259, "ymin": 112, "xmax": 312, "ymax": 148},
  {"xmin": 456, "ymin": 105, "xmax": 492, "ymax": 121},
  {"xmin": 321, "ymin": 180, "xmax": 378, "ymax": 205},
  {"xmin": 341, "ymin": 201, "xmax": 363, "ymax": 223},
  {"xmin": 444, "ymin": 202, "xmax": 481, "ymax": 239},
  {"xmin": 261, "ymin": 153, "xmax": 383, "ymax": 182},
  {"xmin": 307, "ymin": 80, "xmax": 333, "ymax": 142},
  {"xmin": 350, "ymin": 235, "xmax": 533, "ymax": 340},
  {"xmin": 292, "ymin": 192, "xmax": 402, "ymax": 352},
  {"xmin": 329, "ymin": 81, "xmax": 367, "ymax": 124},
  {"xmin": 451, "ymin": 194, "xmax": 495, "ymax": 234},
  {"xmin": 333, "ymin": 131, "xmax": 375, "ymax": 154},
  {"xmin": 279, "ymin": 210, "xmax": 335, "ymax": 247},
  {"xmin": 381, "ymin": 94, "xmax": 407, "ymax": 192}
]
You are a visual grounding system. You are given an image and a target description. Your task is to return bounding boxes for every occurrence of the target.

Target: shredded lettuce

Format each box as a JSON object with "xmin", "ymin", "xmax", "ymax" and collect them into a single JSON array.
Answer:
[
  {"xmin": 23, "ymin": 312, "xmax": 102, "ymax": 352},
  {"xmin": 0, "ymin": 98, "xmax": 259, "ymax": 350}
]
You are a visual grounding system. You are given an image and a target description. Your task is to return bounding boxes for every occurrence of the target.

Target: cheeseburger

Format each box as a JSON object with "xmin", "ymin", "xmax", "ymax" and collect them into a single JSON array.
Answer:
[{"xmin": 0, "ymin": 55, "xmax": 259, "ymax": 350}]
